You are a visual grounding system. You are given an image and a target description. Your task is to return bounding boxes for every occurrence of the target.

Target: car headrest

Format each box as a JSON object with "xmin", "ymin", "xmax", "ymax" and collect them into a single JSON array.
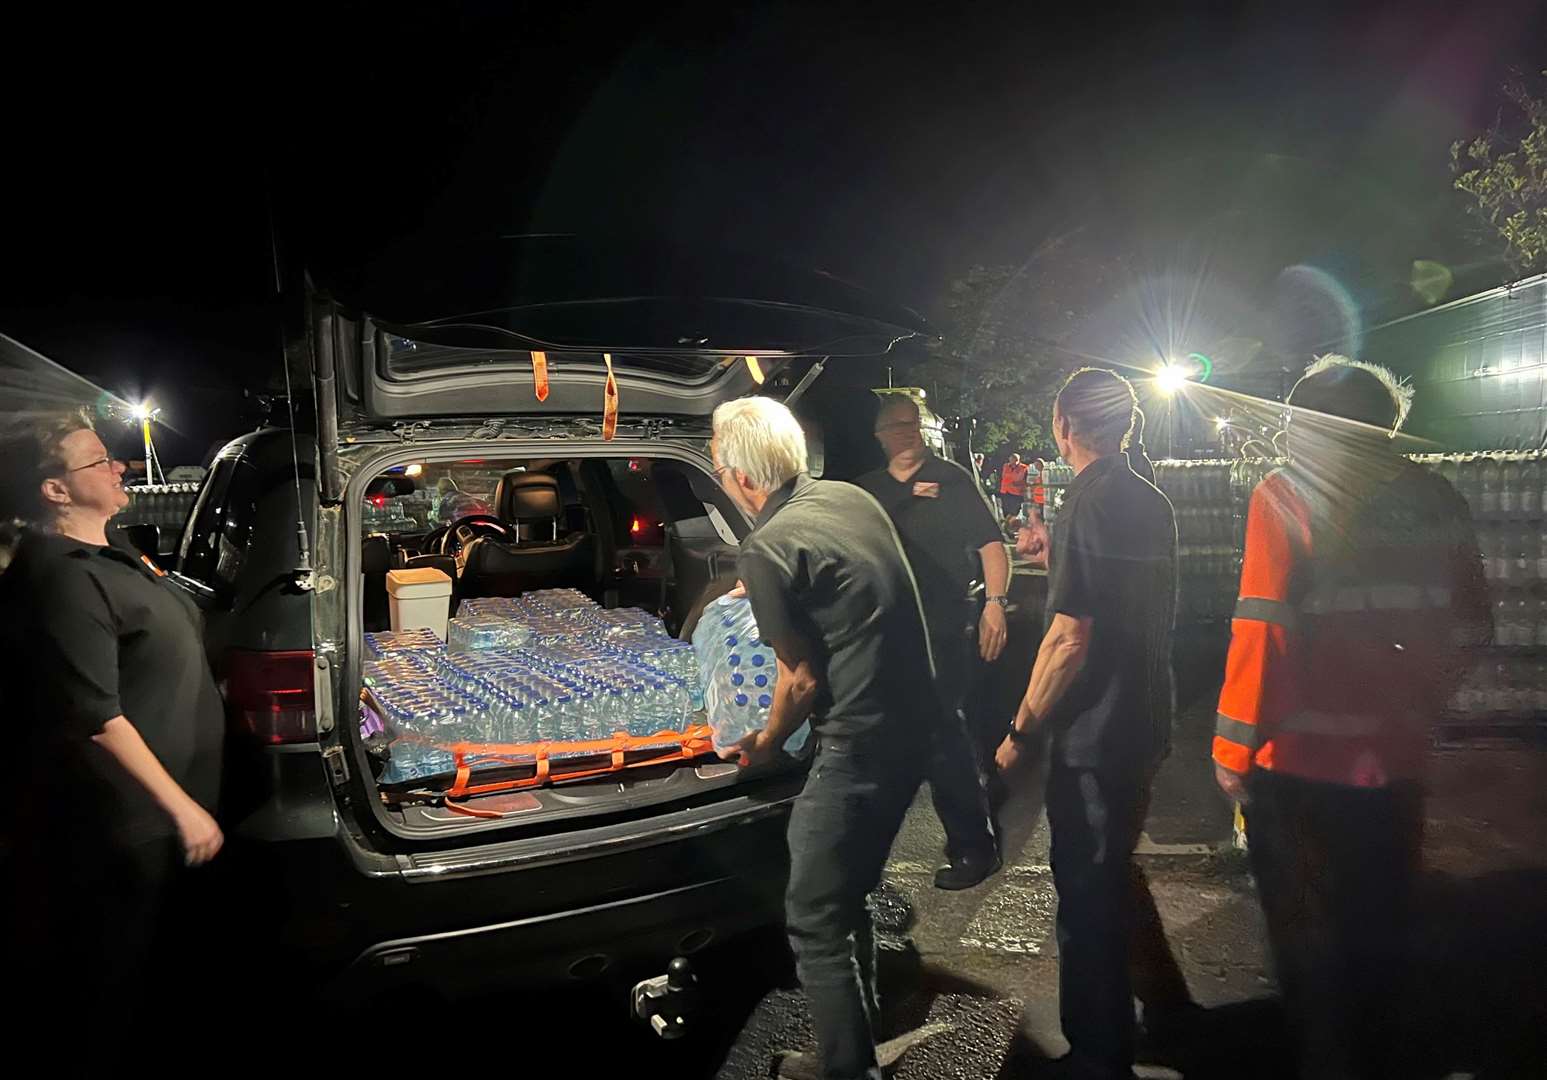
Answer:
[
  {"xmin": 361, "ymin": 533, "xmax": 392, "ymax": 574},
  {"xmin": 496, "ymin": 471, "xmax": 562, "ymax": 522}
]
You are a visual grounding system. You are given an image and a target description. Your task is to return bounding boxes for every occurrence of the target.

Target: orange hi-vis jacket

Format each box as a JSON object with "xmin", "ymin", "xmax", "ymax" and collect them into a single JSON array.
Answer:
[
  {"xmin": 1000, "ymin": 461, "xmax": 1029, "ymax": 498},
  {"xmin": 1214, "ymin": 460, "xmax": 1490, "ymax": 788}
]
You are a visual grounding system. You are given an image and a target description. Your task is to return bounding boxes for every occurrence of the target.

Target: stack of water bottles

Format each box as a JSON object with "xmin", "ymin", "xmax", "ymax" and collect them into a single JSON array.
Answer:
[
  {"xmin": 364, "ymin": 589, "xmax": 719, "ymax": 788},
  {"xmin": 1153, "ymin": 460, "xmax": 1238, "ymax": 623},
  {"xmin": 365, "ymin": 627, "xmax": 446, "ymax": 658},
  {"xmin": 691, "ymin": 593, "xmax": 810, "ymax": 758}
]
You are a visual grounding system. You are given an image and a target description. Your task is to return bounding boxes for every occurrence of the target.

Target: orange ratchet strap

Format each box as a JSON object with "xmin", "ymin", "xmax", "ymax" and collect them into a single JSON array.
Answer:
[{"xmin": 395, "ymin": 724, "xmax": 716, "ymax": 802}]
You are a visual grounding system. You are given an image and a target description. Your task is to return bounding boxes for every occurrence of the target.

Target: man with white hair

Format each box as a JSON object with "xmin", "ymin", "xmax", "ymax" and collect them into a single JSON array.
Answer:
[{"xmin": 711, "ymin": 395, "xmax": 938, "ymax": 1080}]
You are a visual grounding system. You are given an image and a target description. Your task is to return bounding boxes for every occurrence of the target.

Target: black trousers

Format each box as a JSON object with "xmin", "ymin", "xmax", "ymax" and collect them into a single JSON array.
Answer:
[
  {"xmin": 1046, "ymin": 764, "xmax": 1188, "ymax": 1078},
  {"xmin": 928, "ymin": 618, "xmax": 997, "ymax": 860},
  {"xmin": 785, "ymin": 737, "xmax": 925, "ymax": 1080},
  {"xmin": 1245, "ymin": 770, "xmax": 1423, "ymax": 1080}
]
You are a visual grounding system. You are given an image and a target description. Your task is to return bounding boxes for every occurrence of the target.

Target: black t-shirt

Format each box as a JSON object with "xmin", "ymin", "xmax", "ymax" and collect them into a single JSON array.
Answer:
[
  {"xmin": 1044, "ymin": 454, "xmax": 1177, "ymax": 775},
  {"xmin": 738, "ymin": 474, "xmax": 938, "ymax": 748},
  {"xmin": 1, "ymin": 528, "xmax": 224, "ymax": 844},
  {"xmin": 854, "ymin": 452, "xmax": 1003, "ymax": 628}
]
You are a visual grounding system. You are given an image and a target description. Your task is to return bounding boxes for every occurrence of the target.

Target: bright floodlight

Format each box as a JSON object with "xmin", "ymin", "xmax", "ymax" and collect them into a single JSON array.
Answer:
[
  {"xmin": 129, "ymin": 401, "xmax": 153, "ymax": 421},
  {"xmin": 1214, "ymin": 416, "xmax": 1230, "ymax": 432},
  {"xmin": 1155, "ymin": 364, "xmax": 1192, "ymax": 396}
]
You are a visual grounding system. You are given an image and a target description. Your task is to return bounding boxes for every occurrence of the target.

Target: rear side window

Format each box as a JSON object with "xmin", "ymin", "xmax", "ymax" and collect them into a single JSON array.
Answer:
[
  {"xmin": 178, "ymin": 453, "xmax": 261, "ymax": 596},
  {"xmin": 599, "ymin": 458, "xmax": 669, "ymax": 547}
]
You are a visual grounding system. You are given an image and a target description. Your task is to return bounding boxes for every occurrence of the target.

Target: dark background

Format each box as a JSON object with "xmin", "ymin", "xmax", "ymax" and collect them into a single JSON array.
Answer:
[{"xmin": 3, "ymin": 1, "xmax": 1543, "ymax": 463}]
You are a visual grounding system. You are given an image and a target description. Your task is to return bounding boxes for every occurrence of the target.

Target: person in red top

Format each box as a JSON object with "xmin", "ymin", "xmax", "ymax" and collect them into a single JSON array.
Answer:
[
  {"xmin": 1214, "ymin": 356, "xmax": 1490, "ymax": 1079},
  {"xmin": 998, "ymin": 453, "xmax": 1029, "ymax": 518}
]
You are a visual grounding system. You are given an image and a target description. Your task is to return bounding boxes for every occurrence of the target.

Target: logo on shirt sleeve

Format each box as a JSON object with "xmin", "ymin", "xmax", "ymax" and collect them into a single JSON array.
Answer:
[{"xmin": 912, "ymin": 482, "xmax": 941, "ymax": 498}]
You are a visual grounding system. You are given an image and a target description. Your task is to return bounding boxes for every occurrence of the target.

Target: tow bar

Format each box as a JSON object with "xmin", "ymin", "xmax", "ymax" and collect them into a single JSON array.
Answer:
[{"xmin": 630, "ymin": 956, "xmax": 699, "ymax": 1039}]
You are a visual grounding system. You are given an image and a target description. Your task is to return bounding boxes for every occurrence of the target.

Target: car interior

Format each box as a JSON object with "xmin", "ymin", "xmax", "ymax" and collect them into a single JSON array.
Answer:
[{"xmin": 360, "ymin": 455, "xmax": 743, "ymax": 640}]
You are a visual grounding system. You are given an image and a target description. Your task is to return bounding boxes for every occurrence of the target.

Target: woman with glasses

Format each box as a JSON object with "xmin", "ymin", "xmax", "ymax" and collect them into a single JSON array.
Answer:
[{"xmin": 0, "ymin": 408, "xmax": 223, "ymax": 1040}]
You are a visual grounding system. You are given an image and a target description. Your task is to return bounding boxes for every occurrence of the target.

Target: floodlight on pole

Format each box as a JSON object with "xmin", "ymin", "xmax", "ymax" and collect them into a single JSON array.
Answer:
[
  {"xmin": 1155, "ymin": 364, "xmax": 1193, "ymax": 396},
  {"xmin": 123, "ymin": 400, "xmax": 165, "ymax": 486}
]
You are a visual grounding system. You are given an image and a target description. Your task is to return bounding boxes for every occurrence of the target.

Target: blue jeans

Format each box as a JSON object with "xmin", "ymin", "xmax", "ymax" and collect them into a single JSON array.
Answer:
[{"xmin": 785, "ymin": 737, "xmax": 924, "ymax": 1080}]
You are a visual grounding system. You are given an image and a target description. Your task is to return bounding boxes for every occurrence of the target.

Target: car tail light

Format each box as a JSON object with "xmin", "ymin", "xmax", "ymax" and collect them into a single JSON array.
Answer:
[{"xmin": 224, "ymin": 648, "xmax": 317, "ymax": 744}]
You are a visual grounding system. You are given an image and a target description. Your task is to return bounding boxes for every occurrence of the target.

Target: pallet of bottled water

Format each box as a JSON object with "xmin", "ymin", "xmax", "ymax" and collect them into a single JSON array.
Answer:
[
  {"xmin": 1154, "ymin": 460, "xmax": 1239, "ymax": 623},
  {"xmin": 691, "ymin": 594, "xmax": 810, "ymax": 757}
]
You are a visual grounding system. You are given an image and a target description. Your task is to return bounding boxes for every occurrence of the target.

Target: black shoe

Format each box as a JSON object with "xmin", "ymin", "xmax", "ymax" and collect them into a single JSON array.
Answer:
[{"xmin": 932, "ymin": 848, "xmax": 1002, "ymax": 890}]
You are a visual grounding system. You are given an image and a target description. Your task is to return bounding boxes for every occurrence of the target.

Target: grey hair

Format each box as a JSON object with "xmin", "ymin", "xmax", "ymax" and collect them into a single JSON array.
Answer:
[
  {"xmin": 1294, "ymin": 353, "xmax": 1414, "ymax": 435},
  {"xmin": 712, "ymin": 396, "xmax": 809, "ymax": 491}
]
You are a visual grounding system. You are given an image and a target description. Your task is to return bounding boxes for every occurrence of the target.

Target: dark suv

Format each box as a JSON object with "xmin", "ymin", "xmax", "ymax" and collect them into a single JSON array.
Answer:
[{"xmin": 174, "ymin": 244, "xmax": 933, "ymax": 1002}]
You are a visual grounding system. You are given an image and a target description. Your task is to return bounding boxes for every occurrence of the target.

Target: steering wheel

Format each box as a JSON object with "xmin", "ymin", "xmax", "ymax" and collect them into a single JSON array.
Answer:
[{"xmin": 435, "ymin": 514, "xmax": 512, "ymax": 558}]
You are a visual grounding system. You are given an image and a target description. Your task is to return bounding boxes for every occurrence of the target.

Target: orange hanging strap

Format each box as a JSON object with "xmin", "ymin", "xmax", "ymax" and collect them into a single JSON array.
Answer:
[
  {"xmin": 531, "ymin": 350, "xmax": 550, "ymax": 402},
  {"xmin": 602, "ymin": 352, "xmax": 619, "ymax": 441}
]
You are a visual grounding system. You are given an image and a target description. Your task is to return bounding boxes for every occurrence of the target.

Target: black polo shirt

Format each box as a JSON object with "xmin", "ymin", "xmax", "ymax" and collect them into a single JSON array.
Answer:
[
  {"xmin": 738, "ymin": 474, "xmax": 938, "ymax": 748},
  {"xmin": 855, "ymin": 452, "xmax": 1003, "ymax": 626},
  {"xmin": 1, "ymin": 528, "xmax": 223, "ymax": 844},
  {"xmin": 1044, "ymin": 454, "xmax": 1177, "ymax": 776}
]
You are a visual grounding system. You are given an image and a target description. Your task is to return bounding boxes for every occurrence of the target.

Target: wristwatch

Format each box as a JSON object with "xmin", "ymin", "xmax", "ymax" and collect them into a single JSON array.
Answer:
[
  {"xmin": 1007, "ymin": 717, "xmax": 1036, "ymax": 745},
  {"xmin": 985, "ymin": 595, "xmax": 1009, "ymax": 608}
]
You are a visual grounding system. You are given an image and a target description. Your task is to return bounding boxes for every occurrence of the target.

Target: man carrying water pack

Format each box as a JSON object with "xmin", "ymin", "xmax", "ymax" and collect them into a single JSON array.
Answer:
[{"xmin": 711, "ymin": 395, "xmax": 938, "ymax": 1080}]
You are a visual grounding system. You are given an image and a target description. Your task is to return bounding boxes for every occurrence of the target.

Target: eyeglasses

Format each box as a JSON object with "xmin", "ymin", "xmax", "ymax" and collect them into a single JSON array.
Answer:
[
  {"xmin": 65, "ymin": 455, "xmax": 118, "ymax": 474},
  {"xmin": 711, "ymin": 465, "xmax": 731, "ymax": 482}
]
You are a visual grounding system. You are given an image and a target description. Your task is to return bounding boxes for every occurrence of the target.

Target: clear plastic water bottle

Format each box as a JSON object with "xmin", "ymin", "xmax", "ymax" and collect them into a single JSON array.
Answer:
[
  {"xmin": 1492, "ymin": 595, "xmax": 1510, "ymax": 645},
  {"xmin": 1524, "ymin": 456, "xmax": 1544, "ymax": 517},
  {"xmin": 1480, "ymin": 453, "xmax": 1501, "ymax": 513},
  {"xmin": 1532, "ymin": 661, "xmax": 1547, "ymax": 714},
  {"xmin": 1500, "ymin": 454, "xmax": 1520, "ymax": 514},
  {"xmin": 1512, "ymin": 594, "xmax": 1534, "ymax": 647},
  {"xmin": 1518, "ymin": 526, "xmax": 1540, "ymax": 585}
]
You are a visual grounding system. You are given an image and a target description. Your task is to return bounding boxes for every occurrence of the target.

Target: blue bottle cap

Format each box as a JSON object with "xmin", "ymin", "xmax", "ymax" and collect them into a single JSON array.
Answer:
[
  {"xmin": 758, "ymin": 694, "xmax": 772, "ymax": 708},
  {"xmin": 722, "ymin": 616, "xmax": 735, "ymax": 627},
  {"xmin": 755, "ymin": 674, "xmax": 769, "ymax": 687},
  {"xmin": 725, "ymin": 635, "xmax": 738, "ymax": 647},
  {"xmin": 734, "ymin": 694, "xmax": 749, "ymax": 707},
  {"xmin": 750, "ymin": 653, "xmax": 765, "ymax": 667},
  {"xmin": 728, "ymin": 654, "xmax": 741, "ymax": 666},
  {"xmin": 731, "ymin": 673, "xmax": 745, "ymax": 686}
]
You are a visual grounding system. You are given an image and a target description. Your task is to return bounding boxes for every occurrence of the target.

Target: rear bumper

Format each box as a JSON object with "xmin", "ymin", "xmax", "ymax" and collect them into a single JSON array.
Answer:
[
  {"xmin": 328, "ymin": 864, "xmax": 787, "ymax": 999},
  {"xmin": 217, "ymin": 779, "xmax": 800, "ymax": 999}
]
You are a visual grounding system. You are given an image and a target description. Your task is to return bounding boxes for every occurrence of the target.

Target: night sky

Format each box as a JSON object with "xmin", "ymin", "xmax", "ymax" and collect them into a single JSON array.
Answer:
[{"xmin": 4, "ymin": 1, "xmax": 1543, "ymax": 463}]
